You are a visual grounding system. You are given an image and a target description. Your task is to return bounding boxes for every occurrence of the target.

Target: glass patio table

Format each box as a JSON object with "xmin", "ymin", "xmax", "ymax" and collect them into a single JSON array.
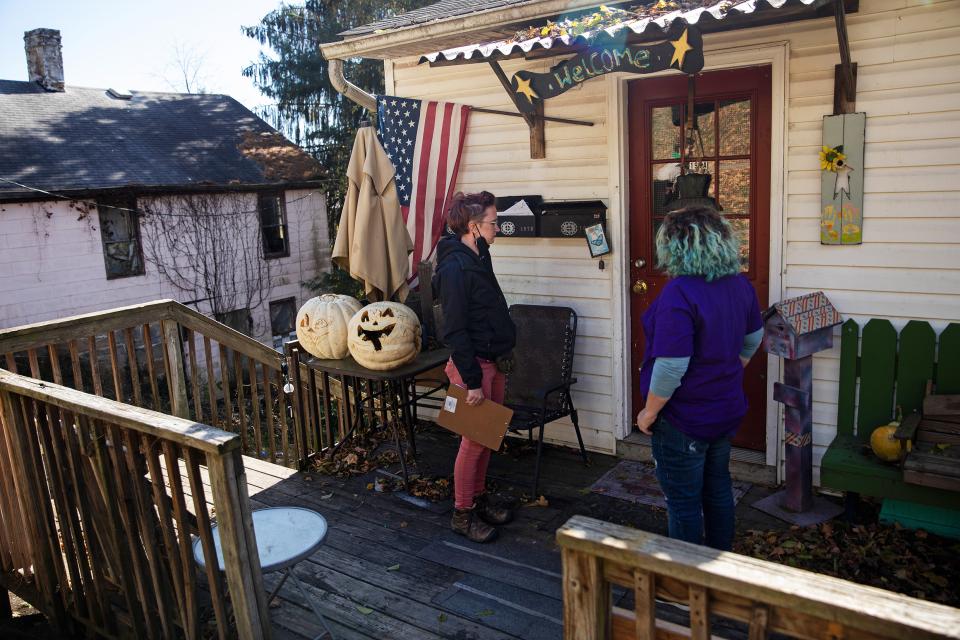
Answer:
[{"xmin": 193, "ymin": 506, "xmax": 334, "ymax": 639}]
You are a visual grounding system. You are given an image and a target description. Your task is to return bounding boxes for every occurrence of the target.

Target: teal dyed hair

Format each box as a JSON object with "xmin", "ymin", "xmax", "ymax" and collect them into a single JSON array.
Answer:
[{"xmin": 655, "ymin": 206, "xmax": 741, "ymax": 282}]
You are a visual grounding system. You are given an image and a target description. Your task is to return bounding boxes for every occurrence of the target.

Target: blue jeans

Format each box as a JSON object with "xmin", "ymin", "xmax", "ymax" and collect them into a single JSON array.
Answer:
[{"xmin": 652, "ymin": 416, "xmax": 734, "ymax": 550}]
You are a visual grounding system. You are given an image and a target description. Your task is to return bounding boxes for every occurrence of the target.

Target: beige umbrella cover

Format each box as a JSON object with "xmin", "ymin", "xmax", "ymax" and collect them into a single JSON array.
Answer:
[{"xmin": 332, "ymin": 127, "xmax": 413, "ymax": 302}]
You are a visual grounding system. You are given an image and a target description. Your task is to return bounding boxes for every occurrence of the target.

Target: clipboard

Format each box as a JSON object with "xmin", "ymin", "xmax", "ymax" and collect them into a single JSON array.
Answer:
[{"xmin": 436, "ymin": 384, "xmax": 514, "ymax": 451}]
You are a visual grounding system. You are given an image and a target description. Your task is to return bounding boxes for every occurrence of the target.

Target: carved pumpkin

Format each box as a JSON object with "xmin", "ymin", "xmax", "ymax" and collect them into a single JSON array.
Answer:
[
  {"xmin": 347, "ymin": 302, "xmax": 421, "ymax": 370},
  {"xmin": 295, "ymin": 294, "xmax": 363, "ymax": 359}
]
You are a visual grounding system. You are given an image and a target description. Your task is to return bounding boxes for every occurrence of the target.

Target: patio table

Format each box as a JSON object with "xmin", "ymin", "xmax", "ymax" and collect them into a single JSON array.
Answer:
[
  {"xmin": 193, "ymin": 506, "xmax": 335, "ymax": 640},
  {"xmin": 287, "ymin": 344, "xmax": 450, "ymax": 484}
]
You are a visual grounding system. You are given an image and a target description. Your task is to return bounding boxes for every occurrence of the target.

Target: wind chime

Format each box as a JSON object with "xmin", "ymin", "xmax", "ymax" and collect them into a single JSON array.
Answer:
[{"xmin": 665, "ymin": 74, "xmax": 721, "ymax": 212}]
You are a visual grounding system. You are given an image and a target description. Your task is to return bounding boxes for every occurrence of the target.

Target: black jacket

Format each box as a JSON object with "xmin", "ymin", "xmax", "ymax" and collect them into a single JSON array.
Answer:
[{"xmin": 433, "ymin": 234, "xmax": 516, "ymax": 389}]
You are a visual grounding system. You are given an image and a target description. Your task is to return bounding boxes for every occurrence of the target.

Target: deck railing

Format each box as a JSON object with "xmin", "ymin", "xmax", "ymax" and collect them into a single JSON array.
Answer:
[
  {"xmin": 557, "ymin": 515, "xmax": 960, "ymax": 640},
  {"xmin": 0, "ymin": 368, "xmax": 270, "ymax": 639},
  {"xmin": 0, "ymin": 300, "xmax": 345, "ymax": 468}
]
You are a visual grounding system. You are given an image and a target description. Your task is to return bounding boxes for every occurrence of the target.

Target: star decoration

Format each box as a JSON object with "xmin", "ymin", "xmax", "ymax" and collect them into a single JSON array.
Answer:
[
  {"xmin": 514, "ymin": 75, "xmax": 538, "ymax": 103},
  {"xmin": 670, "ymin": 29, "xmax": 692, "ymax": 69},
  {"xmin": 834, "ymin": 164, "xmax": 854, "ymax": 198}
]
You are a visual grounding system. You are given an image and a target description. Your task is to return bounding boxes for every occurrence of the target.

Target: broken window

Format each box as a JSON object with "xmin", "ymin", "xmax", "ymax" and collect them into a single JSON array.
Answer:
[
  {"xmin": 270, "ymin": 298, "xmax": 297, "ymax": 336},
  {"xmin": 259, "ymin": 191, "xmax": 289, "ymax": 258},
  {"xmin": 270, "ymin": 297, "xmax": 297, "ymax": 350},
  {"xmin": 215, "ymin": 308, "xmax": 253, "ymax": 336},
  {"xmin": 98, "ymin": 196, "xmax": 144, "ymax": 279}
]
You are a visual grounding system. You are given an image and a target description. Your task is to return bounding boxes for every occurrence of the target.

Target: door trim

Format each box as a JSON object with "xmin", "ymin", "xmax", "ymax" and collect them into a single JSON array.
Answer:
[{"xmin": 607, "ymin": 40, "xmax": 789, "ymax": 479}]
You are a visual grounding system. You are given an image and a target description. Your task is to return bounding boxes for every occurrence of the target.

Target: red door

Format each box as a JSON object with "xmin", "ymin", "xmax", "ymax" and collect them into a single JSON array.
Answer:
[{"xmin": 628, "ymin": 66, "xmax": 772, "ymax": 451}]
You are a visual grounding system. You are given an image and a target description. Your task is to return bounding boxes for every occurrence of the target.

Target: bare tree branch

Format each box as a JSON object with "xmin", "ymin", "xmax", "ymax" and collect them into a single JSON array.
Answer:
[
  {"xmin": 140, "ymin": 194, "xmax": 273, "ymax": 334},
  {"xmin": 158, "ymin": 41, "xmax": 211, "ymax": 94}
]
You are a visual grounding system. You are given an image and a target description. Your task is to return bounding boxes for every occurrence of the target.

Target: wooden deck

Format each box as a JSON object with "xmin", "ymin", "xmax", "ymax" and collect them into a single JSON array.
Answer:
[
  {"xmin": 228, "ymin": 427, "xmax": 610, "ymax": 640},
  {"xmin": 232, "ymin": 426, "xmax": 788, "ymax": 640}
]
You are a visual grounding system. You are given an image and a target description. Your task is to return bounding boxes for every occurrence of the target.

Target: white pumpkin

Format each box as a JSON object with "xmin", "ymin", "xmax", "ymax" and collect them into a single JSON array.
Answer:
[
  {"xmin": 295, "ymin": 294, "xmax": 363, "ymax": 359},
  {"xmin": 347, "ymin": 302, "xmax": 422, "ymax": 370}
]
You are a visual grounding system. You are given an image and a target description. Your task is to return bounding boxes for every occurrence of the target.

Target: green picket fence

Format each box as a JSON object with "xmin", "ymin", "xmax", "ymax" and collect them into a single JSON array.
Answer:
[
  {"xmin": 838, "ymin": 319, "xmax": 960, "ymax": 440},
  {"xmin": 821, "ymin": 318, "xmax": 960, "ymax": 512}
]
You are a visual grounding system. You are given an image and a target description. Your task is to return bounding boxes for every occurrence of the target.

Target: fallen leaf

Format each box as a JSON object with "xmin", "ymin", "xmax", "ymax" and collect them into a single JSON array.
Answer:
[
  {"xmin": 438, "ymin": 613, "xmax": 448, "ymax": 623},
  {"xmin": 524, "ymin": 495, "xmax": 549, "ymax": 508},
  {"xmin": 926, "ymin": 573, "xmax": 949, "ymax": 588},
  {"xmin": 366, "ymin": 482, "xmax": 375, "ymax": 490},
  {"xmin": 399, "ymin": 521, "xmax": 408, "ymax": 528},
  {"xmin": 356, "ymin": 605, "xmax": 374, "ymax": 615},
  {"xmin": 476, "ymin": 609, "xmax": 494, "ymax": 617},
  {"xmin": 303, "ymin": 475, "xmax": 314, "ymax": 482},
  {"xmin": 386, "ymin": 564, "xmax": 400, "ymax": 571},
  {"xmin": 320, "ymin": 492, "xmax": 334, "ymax": 500}
]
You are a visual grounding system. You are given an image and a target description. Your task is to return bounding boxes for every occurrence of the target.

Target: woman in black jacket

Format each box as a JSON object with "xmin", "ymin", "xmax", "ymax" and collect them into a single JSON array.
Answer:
[{"xmin": 434, "ymin": 191, "xmax": 516, "ymax": 543}]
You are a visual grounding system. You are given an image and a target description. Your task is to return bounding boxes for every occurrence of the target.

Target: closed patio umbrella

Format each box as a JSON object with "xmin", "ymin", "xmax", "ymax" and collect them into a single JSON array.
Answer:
[{"xmin": 332, "ymin": 126, "xmax": 413, "ymax": 302}]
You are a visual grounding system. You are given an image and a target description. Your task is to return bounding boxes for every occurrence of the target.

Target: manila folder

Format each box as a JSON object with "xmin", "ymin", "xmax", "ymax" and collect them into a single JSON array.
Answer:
[{"xmin": 436, "ymin": 384, "xmax": 513, "ymax": 451}]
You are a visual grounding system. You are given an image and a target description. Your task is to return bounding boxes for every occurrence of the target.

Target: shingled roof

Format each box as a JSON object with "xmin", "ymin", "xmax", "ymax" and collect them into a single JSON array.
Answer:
[
  {"xmin": 339, "ymin": 0, "xmax": 529, "ymax": 38},
  {"xmin": 0, "ymin": 80, "xmax": 325, "ymax": 201}
]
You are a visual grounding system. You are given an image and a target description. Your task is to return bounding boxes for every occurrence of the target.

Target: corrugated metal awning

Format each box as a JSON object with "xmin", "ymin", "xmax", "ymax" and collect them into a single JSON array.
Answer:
[{"xmin": 420, "ymin": 0, "xmax": 824, "ymax": 65}]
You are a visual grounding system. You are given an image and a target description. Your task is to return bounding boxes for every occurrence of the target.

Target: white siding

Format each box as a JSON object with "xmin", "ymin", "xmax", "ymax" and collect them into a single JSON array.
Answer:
[
  {"xmin": 774, "ymin": 0, "xmax": 960, "ymax": 483},
  {"xmin": 390, "ymin": 0, "xmax": 960, "ymax": 465},
  {"xmin": 393, "ymin": 56, "xmax": 618, "ymax": 453},
  {"xmin": 0, "ymin": 189, "xmax": 330, "ymax": 346}
]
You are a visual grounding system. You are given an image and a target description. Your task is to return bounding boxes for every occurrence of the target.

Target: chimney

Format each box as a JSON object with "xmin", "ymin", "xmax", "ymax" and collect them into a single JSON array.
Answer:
[{"xmin": 24, "ymin": 28, "xmax": 64, "ymax": 92}]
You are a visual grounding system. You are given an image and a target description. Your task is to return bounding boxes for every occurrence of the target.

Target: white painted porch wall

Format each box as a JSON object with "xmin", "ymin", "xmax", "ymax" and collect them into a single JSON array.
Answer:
[
  {"xmin": 393, "ymin": 51, "xmax": 618, "ymax": 454},
  {"xmin": 391, "ymin": 0, "xmax": 960, "ymax": 470},
  {"xmin": 0, "ymin": 189, "xmax": 330, "ymax": 344}
]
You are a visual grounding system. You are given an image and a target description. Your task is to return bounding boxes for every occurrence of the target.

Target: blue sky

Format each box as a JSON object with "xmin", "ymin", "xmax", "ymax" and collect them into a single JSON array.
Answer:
[{"xmin": 0, "ymin": 0, "xmax": 286, "ymax": 111}]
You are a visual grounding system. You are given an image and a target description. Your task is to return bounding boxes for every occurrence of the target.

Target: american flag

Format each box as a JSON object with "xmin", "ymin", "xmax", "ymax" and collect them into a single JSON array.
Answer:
[{"xmin": 377, "ymin": 95, "xmax": 470, "ymax": 282}]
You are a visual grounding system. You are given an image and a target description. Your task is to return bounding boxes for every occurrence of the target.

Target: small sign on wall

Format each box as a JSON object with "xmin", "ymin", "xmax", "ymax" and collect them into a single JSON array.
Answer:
[{"xmin": 820, "ymin": 112, "xmax": 865, "ymax": 245}]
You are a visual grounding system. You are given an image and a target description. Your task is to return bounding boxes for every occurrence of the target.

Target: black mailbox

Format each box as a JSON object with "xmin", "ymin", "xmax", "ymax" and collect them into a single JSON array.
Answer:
[
  {"xmin": 495, "ymin": 195, "xmax": 541, "ymax": 238},
  {"xmin": 538, "ymin": 200, "xmax": 607, "ymax": 238}
]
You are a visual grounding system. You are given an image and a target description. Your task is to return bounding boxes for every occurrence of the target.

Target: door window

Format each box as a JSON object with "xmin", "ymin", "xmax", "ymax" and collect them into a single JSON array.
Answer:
[{"xmin": 648, "ymin": 96, "xmax": 756, "ymax": 273}]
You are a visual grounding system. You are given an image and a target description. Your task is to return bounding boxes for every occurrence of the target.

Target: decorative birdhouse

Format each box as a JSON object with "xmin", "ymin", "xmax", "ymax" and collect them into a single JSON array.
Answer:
[
  {"xmin": 755, "ymin": 290, "xmax": 844, "ymax": 522},
  {"xmin": 763, "ymin": 291, "xmax": 842, "ymax": 360}
]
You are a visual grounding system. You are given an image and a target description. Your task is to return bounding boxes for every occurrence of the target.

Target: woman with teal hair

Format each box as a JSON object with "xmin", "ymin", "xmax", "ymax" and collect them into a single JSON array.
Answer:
[{"xmin": 635, "ymin": 205, "xmax": 763, "ymax": 550}]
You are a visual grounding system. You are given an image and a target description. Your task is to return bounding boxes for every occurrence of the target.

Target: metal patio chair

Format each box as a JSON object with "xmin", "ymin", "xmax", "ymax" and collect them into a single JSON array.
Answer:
[{"xmin": 504, "ymin": 304, "xmax": 589, "ymax": 497}]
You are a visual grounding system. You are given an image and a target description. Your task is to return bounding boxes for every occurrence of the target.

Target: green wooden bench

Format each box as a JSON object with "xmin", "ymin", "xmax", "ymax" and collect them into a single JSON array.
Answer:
[{"xmin": 820, "ymin": 319, "xmax": 960, "ymax": 517}]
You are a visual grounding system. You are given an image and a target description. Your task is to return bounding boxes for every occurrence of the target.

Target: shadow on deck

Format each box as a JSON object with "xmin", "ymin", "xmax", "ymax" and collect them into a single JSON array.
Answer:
[{"xmin": 247, "ymin": 425, "xmax": 788, "ymax": 640}]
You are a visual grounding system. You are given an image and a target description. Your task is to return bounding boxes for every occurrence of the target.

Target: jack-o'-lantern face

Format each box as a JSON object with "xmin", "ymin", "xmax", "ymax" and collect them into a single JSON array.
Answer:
[
  {"xmin": 295, "ymin": 294, "xmax": 362, "ymax": 359},
  {"xmin": 347, "ymin": 302, "xmax": 421, "ymax": 370}
]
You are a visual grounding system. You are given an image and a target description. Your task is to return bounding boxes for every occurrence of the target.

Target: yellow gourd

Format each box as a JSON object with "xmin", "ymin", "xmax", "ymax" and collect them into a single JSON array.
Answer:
[{"xmin": 869, "ymin": 408, "xmax": 911, "ymax": 462}]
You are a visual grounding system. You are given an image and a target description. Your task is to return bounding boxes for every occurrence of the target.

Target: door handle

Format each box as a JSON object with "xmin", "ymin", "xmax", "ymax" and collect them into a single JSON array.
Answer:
[{"xmin": 632, "ymin": 280, "xmax": 648, "ymax": 295}]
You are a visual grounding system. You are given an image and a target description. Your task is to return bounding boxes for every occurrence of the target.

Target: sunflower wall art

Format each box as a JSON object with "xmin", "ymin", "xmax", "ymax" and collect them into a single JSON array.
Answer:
[{"xmin": 820, "ymin": 113, "xmax": 866, "ymax": 245}]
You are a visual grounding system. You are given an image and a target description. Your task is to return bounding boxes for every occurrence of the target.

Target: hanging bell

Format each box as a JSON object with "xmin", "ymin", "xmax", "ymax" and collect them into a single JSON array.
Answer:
[{"xmin": 664, "ymin": 172, "xmax": 722, "ymax": 212}]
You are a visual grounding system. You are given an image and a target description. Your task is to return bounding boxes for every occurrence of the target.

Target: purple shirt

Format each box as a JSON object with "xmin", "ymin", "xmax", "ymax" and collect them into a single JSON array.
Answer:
[{"xmin": 639, "ymin": 274, "xmax": 763, "ymax": 440}]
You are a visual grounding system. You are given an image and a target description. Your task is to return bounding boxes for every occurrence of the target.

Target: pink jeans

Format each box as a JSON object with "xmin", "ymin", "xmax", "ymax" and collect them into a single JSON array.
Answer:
[{"xmin": 445, "ymin": 357, "xmax": 506, "ymax": 509}]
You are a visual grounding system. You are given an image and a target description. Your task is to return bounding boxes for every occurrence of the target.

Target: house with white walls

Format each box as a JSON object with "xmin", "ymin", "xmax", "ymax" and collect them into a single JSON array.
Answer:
[
  {"xmin": 0, "ymin": 29, "xmax": 331, "ymax": 348},
  {"xmin": 320, "ymin": 0, "xmax": 960, "ymax": 488}
]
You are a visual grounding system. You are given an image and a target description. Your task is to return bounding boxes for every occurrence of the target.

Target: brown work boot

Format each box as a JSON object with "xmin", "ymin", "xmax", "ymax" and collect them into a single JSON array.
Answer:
[
  {"xmin": 475, "ymin": 492, "xmax": 513, "ymax": 525},
  {"xmin": 451, "ymin": 508, "xmax": 498, "ymax": 543}
]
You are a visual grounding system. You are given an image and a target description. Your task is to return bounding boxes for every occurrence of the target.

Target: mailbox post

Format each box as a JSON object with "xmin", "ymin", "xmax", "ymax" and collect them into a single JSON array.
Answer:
[{"xmin": 754, "ymin": 291, "xmax": 845, "ymax": 525}]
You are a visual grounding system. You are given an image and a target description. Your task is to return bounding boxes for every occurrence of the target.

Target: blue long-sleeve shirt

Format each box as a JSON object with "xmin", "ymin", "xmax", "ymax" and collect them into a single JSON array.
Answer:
[{"xmin": 648, "ymin": 328, "xmax": 763, "ymax": 397}]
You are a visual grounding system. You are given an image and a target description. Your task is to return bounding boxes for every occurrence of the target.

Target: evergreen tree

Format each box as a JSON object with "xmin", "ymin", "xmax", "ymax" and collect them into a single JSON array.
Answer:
[{"xmin": 242, "ymin": 1, "xmax": 430, "ymax": 243}]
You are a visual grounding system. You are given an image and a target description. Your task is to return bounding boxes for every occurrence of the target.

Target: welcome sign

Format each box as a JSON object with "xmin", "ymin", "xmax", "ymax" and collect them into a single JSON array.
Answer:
[{"xmin": 510, "ymin": 25, "xmax": 704, "ymax": 113}]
